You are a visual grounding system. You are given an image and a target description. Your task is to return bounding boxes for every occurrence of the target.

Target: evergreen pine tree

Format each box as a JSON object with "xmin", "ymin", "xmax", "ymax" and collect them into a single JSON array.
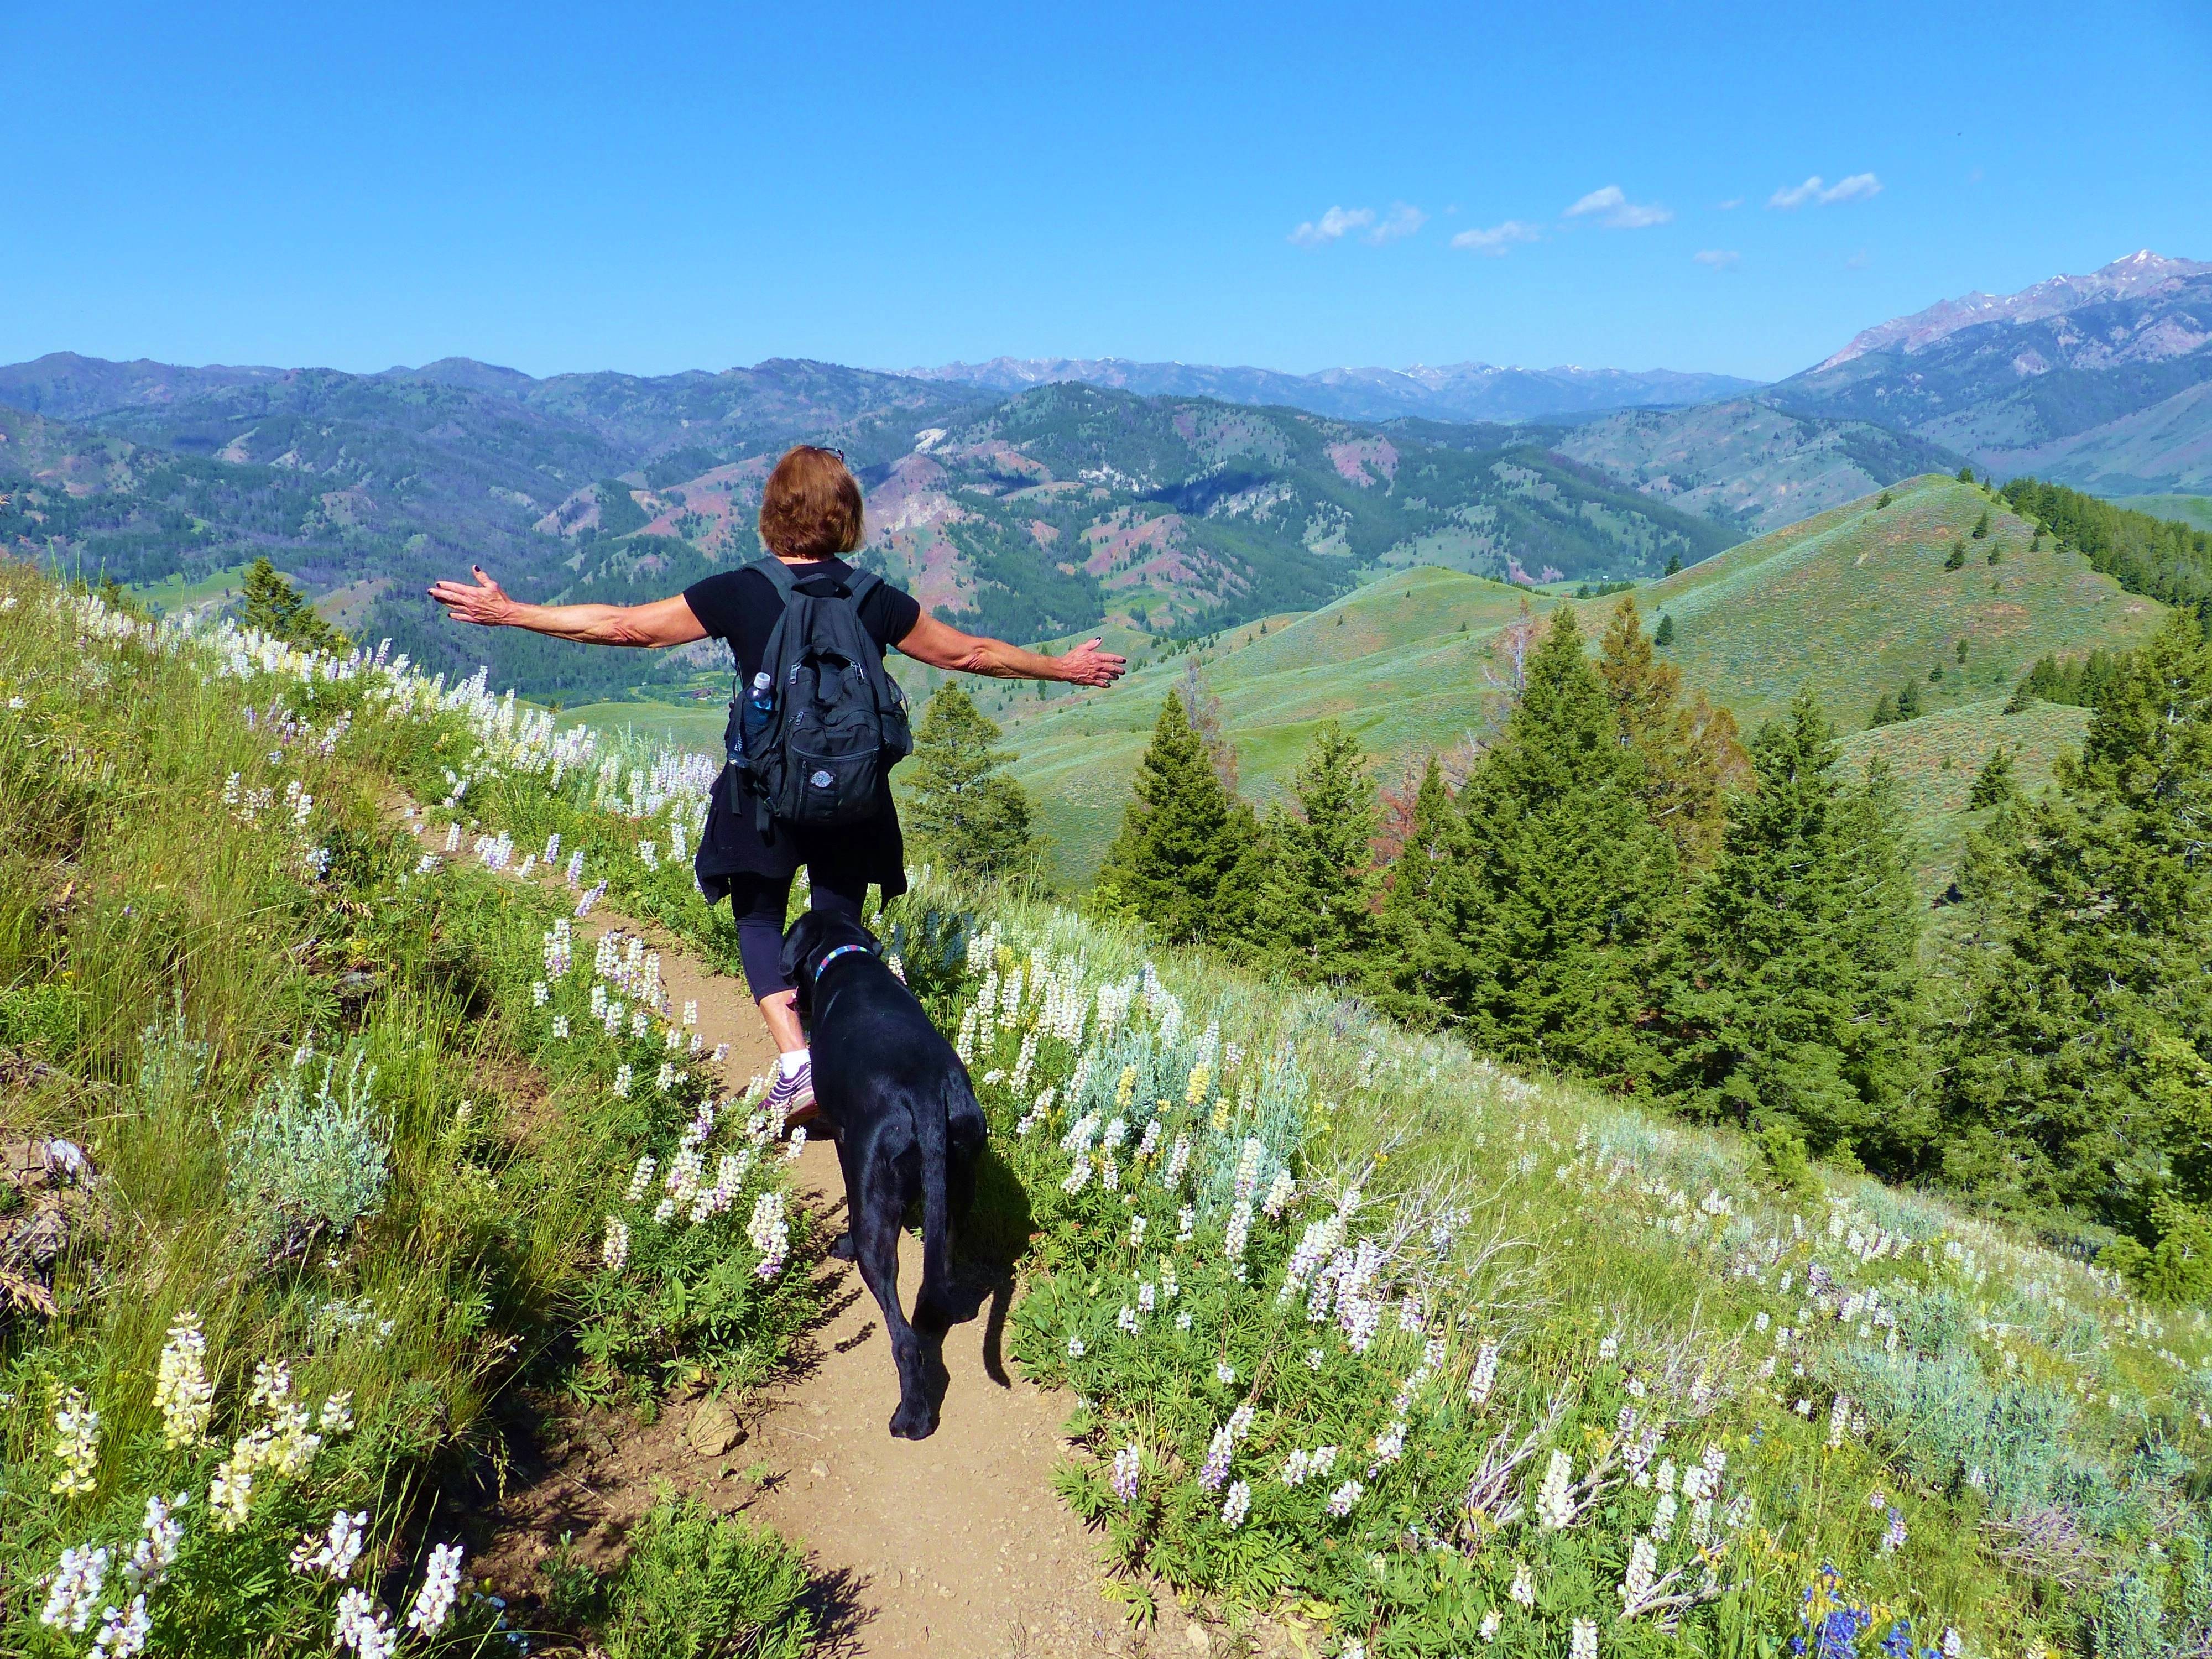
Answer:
[
  {"xmin": 1664, "ymin": 552, "xmax": 1682, "ymax": 576},
  {"xmin": 1945, "ymin": 540, "xmax": 1966, "ymax": 571},
  {"xmin": 1250, "ymin": 722, "xmax": 1383, "ymax": 983},
  {"xmin": 1093, "ymin": 690, "xmax": 1252, "ymax": 945},
  {"xmin": 1966, "ymin": 745, "xmax": 2017, "ymax": 809},
  {"xmin": 1660, "ymin": 695, "xmax": 1924, "ymax": 1163},
  {"xmin": 1653, "ymin": 612, "xmax": 1676, "ymax": 646},
  {"xmin": 1422, "ymin": 609, "xmax": 1678, "ymax": 1085},
  {"xmin": 1598, "ymin": 598, "xmax": 1746, "ymax": 870},
  {"xmin": 1374, "ymin": 757, "xmax": 1458, "ymax": 1017},
  {"xmin": 1897, "ymin": 680, "xmax": 1924, "ymax": 719},
  {"xmin": 240, "ymin": 557, "xmax": 348, "ymax": 654},
  {"xmin": 902, "ymin": 685, "xmax": 1042, "ymax": 885},
  {"xmin": 1936, "ymin": 612, "xmax": 2212, "ymax": 1236}
]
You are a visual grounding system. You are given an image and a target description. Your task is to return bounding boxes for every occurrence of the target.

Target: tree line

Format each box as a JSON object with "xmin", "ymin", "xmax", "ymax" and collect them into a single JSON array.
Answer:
[{"xmin": 904, "ymin": 597, "xmax": 2212, "ymax": 1302}]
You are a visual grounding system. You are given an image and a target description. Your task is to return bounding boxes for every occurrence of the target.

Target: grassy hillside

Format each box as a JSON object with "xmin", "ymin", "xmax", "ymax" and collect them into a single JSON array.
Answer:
[
  {"xmin": 2112, "ymin": 492, "xmax": 2212, "ymax": 533},
  {"xmin": 16, "ymin": 560, "xmax": 2208, "ymax": 1656},
  {"xmin": 1641, "ymin": 473, "xmax": 2166, "ymax": 734},
  {"xmin": 999, "ymin": 568, "xmax": 1552, "ymax": 886},
  {"xmin": 0, "ymin": 569, "xmax": 820, "ymax": 1653},
  {"xmin": 1840, "ymin": 697, "xmax": 2092, "ymax": 896}
]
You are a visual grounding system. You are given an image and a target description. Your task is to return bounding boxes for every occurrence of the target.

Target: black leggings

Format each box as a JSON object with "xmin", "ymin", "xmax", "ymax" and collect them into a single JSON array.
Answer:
[{"xmin": 726, "ymin": 864, "xmax": 869, "ymax": 1003}]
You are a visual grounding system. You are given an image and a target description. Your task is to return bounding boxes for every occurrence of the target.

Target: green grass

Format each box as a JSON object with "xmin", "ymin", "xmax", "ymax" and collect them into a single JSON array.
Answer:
[
  {"xmin": 124, "ymin": 561, "xmax": 273, "ymax": 617},
  {"xmin": 999, "ymin": 569, "xmax": 1550, "ymax": 886},
  {"xmin": 0, "ymin": 572, "xmax": 815, "ymax": 1653},
  {"xmin": 1642, "ymin": 473, "xmax": 2167, "ymax": 735},
  {"xmin": 1839, "ymin": 697, "xmax": 2091, "ymax": 898},
  {"xmin": 560, "ymin": 697, "xmax": 734, "ymax": 755},
  {"xmin": 902, "ymin": 873, "xmax": 2212, "ymax": 1656},
  {"xmin": 2116, "ymin": 492, "xmax": 2212, "ymax": 533}
]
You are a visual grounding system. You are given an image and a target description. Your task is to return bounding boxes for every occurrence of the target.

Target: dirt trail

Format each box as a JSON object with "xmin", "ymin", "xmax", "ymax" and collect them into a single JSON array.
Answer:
[{"xmin": 489, "ymin": 900, "xmax": 1181, "ymax": 1656}]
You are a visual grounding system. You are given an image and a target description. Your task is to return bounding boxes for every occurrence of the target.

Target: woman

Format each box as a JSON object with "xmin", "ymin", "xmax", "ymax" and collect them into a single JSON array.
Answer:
[{"xmin": 429, "ymin": 444, "xmax": 1126, "ymax": 1121}]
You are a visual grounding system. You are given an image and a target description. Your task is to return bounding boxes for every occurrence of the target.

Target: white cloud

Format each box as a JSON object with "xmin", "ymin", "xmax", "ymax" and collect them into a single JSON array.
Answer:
[
  {"xmin": 1451, "ymin": 220, "xmax": 1542, "ymax": 256},
  {"xmin": 1714, "ymin": 197, "xmax": 1743, "ymax": 211},
  {"xmin": 1767, "ymin": 171, "xmax": 1883, "ymax": 209},
  {"xmin": 1289, "ymin": 206, "xmax": 1376, "ymax": 247},
  {"xmin": 1693, "ymin": 249, "xmax": 1741, "ymax": 269},
  {"xmin": 1564, "ymin": 184, "xmax": 1673, "ymax": 228},
  {"xmin": 1367, "ymin": 202, "xmax": 1427, "ymax": 243}
]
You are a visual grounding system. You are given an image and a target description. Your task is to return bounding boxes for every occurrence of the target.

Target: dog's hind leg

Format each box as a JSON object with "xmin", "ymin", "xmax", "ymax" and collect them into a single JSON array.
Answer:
[{"xmin": 849, "ymin": 1170, "xmax": 938, "ymax": 1441}]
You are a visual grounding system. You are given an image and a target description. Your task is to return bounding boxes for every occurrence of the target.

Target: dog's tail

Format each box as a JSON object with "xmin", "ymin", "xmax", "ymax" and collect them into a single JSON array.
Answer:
[{"xmin": 915, "ymin": 1070, "xmax": 962, "ymax": 1322}]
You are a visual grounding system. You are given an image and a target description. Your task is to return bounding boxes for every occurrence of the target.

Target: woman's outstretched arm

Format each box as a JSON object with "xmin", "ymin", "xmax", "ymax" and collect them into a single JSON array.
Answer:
[
  {"xmin": 895, "ymin": 612, "xmax": 1126, "ymax": 686},
  {"xmin": 426, "ymin": 566, "xmax": 707, "ymax": 648}
]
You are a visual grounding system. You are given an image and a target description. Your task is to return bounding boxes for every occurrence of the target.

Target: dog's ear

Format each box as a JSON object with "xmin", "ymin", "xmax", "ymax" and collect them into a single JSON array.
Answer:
[{"xmin": 779, "ymin": 909, "xmax": 827, "ymax": 999}]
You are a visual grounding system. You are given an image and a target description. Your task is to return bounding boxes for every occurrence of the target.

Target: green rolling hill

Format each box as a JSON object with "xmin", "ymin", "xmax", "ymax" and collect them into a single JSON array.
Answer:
[
  {"xmin": 1840, "ymin": 697, "xmax": 2092, "ymax": 898},
  {"xmin": 998, "ymin": 568, "xmax": 1552, "ymax": 886},
  {"xmin": 1639, "ymin": 472, "xmax": 2166, "ymax": 734},
  {"xmin": 992, "ymin": 472, "xmax": 2169, "ymax": 892}
]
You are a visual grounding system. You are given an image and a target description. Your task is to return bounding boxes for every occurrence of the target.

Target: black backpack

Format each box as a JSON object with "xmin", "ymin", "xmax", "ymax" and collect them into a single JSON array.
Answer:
[{"xmin": 730, "ymin": 557, "xmax": 912, "ymax": 832}]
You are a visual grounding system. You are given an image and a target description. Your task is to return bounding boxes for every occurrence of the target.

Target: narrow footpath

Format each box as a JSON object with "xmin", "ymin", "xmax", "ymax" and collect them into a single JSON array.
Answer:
[{"xmin": 482, "ymin": 898, "xmax": 1225, "ymax": 1655}]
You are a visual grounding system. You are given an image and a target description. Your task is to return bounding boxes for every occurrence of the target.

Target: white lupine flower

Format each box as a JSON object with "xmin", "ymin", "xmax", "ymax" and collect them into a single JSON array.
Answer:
[
  {"xmin": 1466, "ymin": 1342, "xmax": 1503, "ymax": 1407},
  {"xmin": 1571, "ymin": 1616, "xmax": 1598, "ymax": 1659},
  {"xmin": 612, "ymin": 1064, "xmax": 633, "ymax": 1098},
  {"xmin": 290, "ymin": 1509, "xmax": 368, "ymax": 1579},
  {"xmin": 1480, "ymin": 1609, "xmax": 1502, "ymax": 1641},
  {"xmin": 1215, "ymin": 1361, "xmax": 1237, "ymax": 1385},
  {"xmin": 333, "ymin": 1586, "xmax": 398, "ymax": 1657},
  {"xmin": 1138, "ymin": 1282, "xmax": 1156, "ymax": 1312},
  {"xmin": 39, "ymin": 1543, "xmax": 109, "ymax": 1632},
  {"xmin": 1371, "ymin": 1420, "xmax": 1407, "ymax": 1467},
  {"xmin": 747, "ymin": 1191, "xmax": 790, "ymax": 1278},
  {"xmin": 1827, "ymin": 1393, "xmax": 1851, "ymax": 1448},
  {"xmin": 1510, "ymin": 1560, "xmax": 1535, "ymax": 1608},
  {"xmin": 603, "ymin": 1217, "xmax": 630, "ymax": 1270},
  {"xmin": 1165, "ymin": 1136, "xmax": 1191, "ymax": 1186},
  {"xmin": 122, "ymin": 1495, "xmax": 186, "ymax": 1592},
  {"xmin": 1651, "ymin": 1492, "xmax": 1677, "ymax": 1542},
  {"xmin": 1129, "ymin": 1215, "xmax": 1147, "ymax": 1248},
  {"xmin": 319, "ymin": 1391, "xmax": 356, "ymax": 1435},
  {"xmin": 1177, "ymin": 1205, "xmax": 1196, "ymax": 1240},
  {"xmin": 626, "ymin": 1155, "xmax": 656, "ymax": 1202},
  {"xmin": 1535, "ymin": 1449, "xmax": 1575, "ymax": 1530},
  {"xmin": 406, "ymin": 1542, "xmax": 466, "ymax": 1634},
  {"xmin": 92, "ymin": 1593, "xmax": 150, "ymax": 1656},
  {"xmin": 1118, "ymin": 1305, "xmax": 1139, "ymax": 1335},
  {"xmin": 154, "ymin": 1313, "xmax": 216, "ymax": 1448},
  {"xmin": 1325, "ymin": 1479, "xmax": 1363, "ymax": 1516},
  {"xmin": 1621, "ymin": 1533, "xmax": 1658, "ymax": 1608},
  {"xmin": 50, "ymin": 1390, "xmax": 100, "ymax": 1496},
  {"xmin": 1262, "ymin": 1168, "xmax": 1296, "ymax": 1218},
  {"xmin": 1220, "ymin": 1480, "xmax": 1251, "ymax": 1528}
]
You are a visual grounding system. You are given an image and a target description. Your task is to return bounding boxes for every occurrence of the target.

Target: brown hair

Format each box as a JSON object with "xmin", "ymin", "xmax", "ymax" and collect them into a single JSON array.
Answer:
[{"xmin": 758, "ymin": 445, "xmax": 864, "ymax": 560}]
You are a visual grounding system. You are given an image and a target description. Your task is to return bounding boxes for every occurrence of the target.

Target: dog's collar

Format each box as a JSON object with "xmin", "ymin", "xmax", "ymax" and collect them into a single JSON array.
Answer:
[{"xmin": 813, "ymin": 942, "xmax": 874, "ymax": 978}]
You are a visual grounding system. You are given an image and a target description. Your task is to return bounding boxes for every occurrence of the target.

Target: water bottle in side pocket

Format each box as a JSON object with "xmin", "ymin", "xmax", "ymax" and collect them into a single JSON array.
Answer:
[{"xmin": 739, "ymin": 671, "xmax": 775, "ymax": 759}]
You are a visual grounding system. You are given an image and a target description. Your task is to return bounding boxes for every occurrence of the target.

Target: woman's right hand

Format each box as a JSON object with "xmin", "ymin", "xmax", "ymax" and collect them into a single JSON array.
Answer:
[{"xmin": 427, "ymin": 566, "xmax": 518, "ymax": 628}]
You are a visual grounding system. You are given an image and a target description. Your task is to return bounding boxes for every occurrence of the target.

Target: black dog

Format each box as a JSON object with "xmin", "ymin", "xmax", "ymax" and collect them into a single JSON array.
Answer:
[{"xmin": 781, "ymin": 910, "xmax": 988, "ymax": 1439}]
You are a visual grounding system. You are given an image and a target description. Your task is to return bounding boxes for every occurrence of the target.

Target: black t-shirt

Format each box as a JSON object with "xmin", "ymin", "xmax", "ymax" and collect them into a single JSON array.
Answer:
[
  {"xmin": 682, "ymin": 559, "xmax": 922, "ymax": 686},
  {"xmin": 681, "ymin": 558, "xmax": 922, "ymax": 901}
]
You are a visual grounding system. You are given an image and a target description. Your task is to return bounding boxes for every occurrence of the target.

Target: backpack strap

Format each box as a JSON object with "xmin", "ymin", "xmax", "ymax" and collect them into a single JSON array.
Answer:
[{"xmin": 745, "ymin": 556, "xmax": 800, "ymax": 603}]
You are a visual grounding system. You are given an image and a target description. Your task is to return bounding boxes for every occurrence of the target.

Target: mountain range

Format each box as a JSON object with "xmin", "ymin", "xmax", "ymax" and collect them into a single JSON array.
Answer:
[
  {"xmin": 906, "ymin": 357, "xmax": 1763, "ymax": 424},
  {"xmin": 0, "ymin": 251, "xmax": 2204, "ymax": 701},
  {"xmin": 1771, "ymin": 252, "xmax": 2212, "ymax": 494}
]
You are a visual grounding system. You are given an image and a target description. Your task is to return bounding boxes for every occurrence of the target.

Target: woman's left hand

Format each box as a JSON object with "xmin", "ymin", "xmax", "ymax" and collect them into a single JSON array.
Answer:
[{"xmin": 427, "ymin": 566, "xmax": 520, "ymax": 627}]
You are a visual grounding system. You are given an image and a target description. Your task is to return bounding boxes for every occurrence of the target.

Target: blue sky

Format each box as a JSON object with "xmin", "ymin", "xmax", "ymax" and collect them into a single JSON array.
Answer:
[{"xmin": 3, "ymin": 1, "xmax": 2208, "ymax": 383}]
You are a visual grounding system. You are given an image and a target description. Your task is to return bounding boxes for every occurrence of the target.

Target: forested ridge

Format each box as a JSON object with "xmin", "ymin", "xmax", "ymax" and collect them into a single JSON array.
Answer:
[{"xmin": 906, "ymin": 592, "xmax": 2212, "ymax": 1298}]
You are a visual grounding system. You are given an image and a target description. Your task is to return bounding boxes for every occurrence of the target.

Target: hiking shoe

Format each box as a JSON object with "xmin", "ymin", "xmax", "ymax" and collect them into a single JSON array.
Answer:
[{"xmin": 761, "ymin": 1058, "xmax": 815, "ymax": 1131}]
